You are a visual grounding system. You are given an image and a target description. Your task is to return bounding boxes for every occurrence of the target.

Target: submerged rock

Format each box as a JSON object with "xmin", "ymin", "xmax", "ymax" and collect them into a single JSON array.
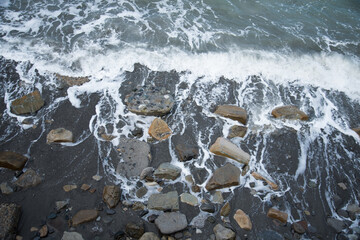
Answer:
[
  {"xmin": 228, "ymin": 125, "xmax": 247, "ymax": 138},
  {"xmin": 61, "ymin": 231, "xmax": 84, "ymax": 240},
  {"xmin": 148, "ymin": 118, "xmax": 172, "ymax": 141},
  {"xmin": 47, "ymin": 128, "xmax": 74, "ymax": 143},
  {"xmin": 213, "ymin": 224, "xmax": 235, "ymax": 240},
  {"xmin": 251, "ymin": 172, "xmax": 279, "ymax": 190},
  {"xmin": 102, "ymin": 185, "xmax": 121, "ymax": 208},
  {"xmin": 267, "ymin": 208, "xmax": 288, "ymax": 223},
  {"xmin": 205, "ymin": 163, "xmax": 240, "ymax": 191},
  {"xmin": 148, "ymin": 191, "xmax": 179, "ymax": 211},
  {"xmin": 175, "ymin": 143, "xmax": 199, "ymax": 162},
  {"xmin": 209, "ymin": 137, "xmax": 250, "ymax": 165},
  {"xmin": 10, "ymin": 90, "xmax": 44, "ymax": 115},
  {"xmin": 154, "ymin": 162, "xmax": 181, "ymax": 180},
  {"xmin": 155, "ymin": 212, "xmax": 188, "ymax": 234},
  {"xmin": 71, "ymin": 209, "xmax": 98, "ymax": 226},
  {"xmin": 0, "ymin": 151, "xmax": 28, "ymax": 171},
  {"xmin": 55, "ymin": 74, "xmax": 90, "ymax": 87},
  {"xmin": 271, "ymin": 105, "xmax": 308, "ymax": 120},
  {"xmin": 233, "ymin": 209, "xmax": 252, "ymax": 231},
  {"xmin": 0, "ymin": 203, "xmax": 21, "ymax": 240},
  {"xmin": 15, "ymin": 169, "xmax": 42, "ymax": 188},
  {"xmin": 214, "ymin": 105, "xmax": 247, "ymax": 125}
]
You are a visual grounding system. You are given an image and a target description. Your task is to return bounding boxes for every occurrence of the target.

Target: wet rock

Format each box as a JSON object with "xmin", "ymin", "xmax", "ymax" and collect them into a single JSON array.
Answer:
[
  {"xmin": 106, "ymin": 209, "xmax": 116, "ymax": 215},
  {"xmin": 213, "ymin": 224, "xmax": 235, "ymax": 240},
  {"xmin": 346, "ymin": 204, "xmax": 360, "ymax": 215},
  {"xmin": 132, "ymin": 202, "xmax": 146, "ymax": 211},
  {"xmin": 102, "ymin": 185, "xmax": 121, "ymax": 208},
  {"xmin": 39, "ymin": 225, "xmax": 48, "ymax": 238},
  {"xmin": 63, "ymin": 185, "xmax": 77, "ymax": 192},
  {"xmin": 61, "ymin": 231, "xmax": 84, "ymax": 240},
  {"xmin": 191, "ymin": 185, "xmax": 201, "ymax": 193},
  {"xmin": 10, "ymin": 90, "xmax": 44, "ymax": 115},
  {"xmin": 251, "ymin": 172, "xmax": 279, "ymax": 190},
  {"xmin": 220, "ymin": 202, "xmax": 231, "ymax": 217},
  {"xmin": 155, "ymin": 212, "xmax": 188, "ymax": 234},
  {"xmin": 209, "ymin": 137, "xmax": 250, "ymax": 165},
  {"xmin": 47, "ymin": 213, "xmax": 57, "ymax": 219},
  {"xmin": 327, "ymin": 218, "xmax": 345, "ymax": 233},
  {"xmin": 233, "ymin": 209, "xmax": 252, "ymax": 231},
  {"xmin": 47, "ymin": 128, "xmax": 74, "ymax": 143},
  {"xmin": 271, "ymin": 105, "xmax": 308, "ymax": 121},
  {"xmin": 114, "ymin": 230, "xmax": 125, "ymax": 240},
  {"xmin": 92, "ymin": 175, "xmax": 102, "ymax": 181},
  {"xmin": 180, "ymin": 193, "xmax": 198, "ymax": 206},
  {"xmin": 139, "ymin": 232, "xmax": 160, "ymax": 240},
  {"xmin": 213, "ymin": 191, "xmax": 224, "ymax": 204},
  {"xmin": 205, "ymin": 163, "xmax": 240, "ymax": 191},
  {"xmin": 154, "ymin": 163, "xmax": 181, "ymax": 180},
  {"xmin": 1, "ymin": 182, "xmax": 13, "ymax": 195},
  {"xmin": 55, "ymin": 74, "xmax": 90, "ymax": 87},
  {"xmin": 0, "ymin": 203, "xmax": 21, "ymax": 239},
  {"xmin": 80, "ymin": 184, "xmax": 90, "ymax": 191},
  {"xmin": 292, "ymin": 222, "xmax": 306, "ymax": 234},
  {"xmin": 0, "ymin": 151, "xmax": 28, "ymax": 171},
  {"xmin": 228, "ymin": 125, "xmax": 247, "ymax": 138},
  {"xmin": 147, "ymin": 215, "xmax": 158, "ymax": 223},
  {"xmin": 125, "ymin": 86, "xmax": 174, "ymax": 116},
  {"xmin": 148, "ymin": 191, "xmax": 179, "ymax": 211},
  {"xmin": 136, "ymin": 187, "xmax": 148, "ymax": 198},
  {"xmin": 214, "ymin": 105, "xmax": 247, "ymax": 125},
  {"xmin": 337, "ymin": 209, "xmax": 349, "ymax": 218},
  {"xmin": 352, "ymin": 127, "xmax": 360, "ymax": 136},
  {"xmin": 337, "ymin": 182, "xmax": 347, "ymax": 190},
  {"xmin": 55, "ymin": 200, "xmax": 69, "ymax": 211},
  {"xmin": 126, "ymin": 222, "xmax": 145, "ymax": 239},
  {"xmin": 267, "ymin": 208, "xmax": 288, "ymax": 223},
  {"xmin": 71, "ymin": 209, "xmax": 98, "ymax": 226},
  {"xmin": 100, "ymin": 134, "xmax": 116, "ymax": 141},
  {"xmin": 175, "ymin": 143, "xmax": 199, "ymax": 162},
  {"xmin": 140, "ymin": 167, "xmax": 154, "ymax": 181},
  {"xmin": 200, "ymin": 203, "xmax": 215, "ymax": 213},
  {"xmin": 14, "ymin": 169, "xmax": 42, "ymax": 188},
  {"xmin": 257, "ymin": 230, "xmax": 283, "ymax": 240},
  {"xmin": 148, "ymin": 118, "xmax": 172, "ymax": 141}
]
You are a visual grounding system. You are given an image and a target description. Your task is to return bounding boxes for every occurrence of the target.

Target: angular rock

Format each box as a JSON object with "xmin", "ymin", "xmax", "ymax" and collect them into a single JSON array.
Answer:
[
  {"xmin": 292, "ymin": 222, "xmax": 306, "ymax": 234},
  {"xmin": 213, "ymin": 224, "xmax": 235, "ymax": 240},
  {"xmin": 136, "ymin": 187, "xmax": 148, "ymax": 198},
  {"xmin": 55, "ymin": 200, "xmax": 69, "ymax": 211},
  {"xmin": 100, "ymin": 134, "xmax": 116, "ymax": 141},
  {"xmin": 0, "ymin": 203, "xmax": 21, "ymax": 240},
  {"xmin": 205, "ymin": 163, "xmax": 240, "ymax": 191},
  {"xmin": 175, "ymin": 143, "xmax": 199, "ymax": 162},
  {"xmin": 63, "ymin": 185, "xmax": 77, "ymax": 192},
  {"xmin": 148, "ymin": 191, "xmax": 179, "ymax": 211},
  {"xmin": 228, "ymin": 125, "xmax": 247, "ymax": 138},
  {"xmin": 267, "ymin": 208, "xmax": 288, "ymax": 223},
  {"xmin": 209, "ymin": 137, "xmax": 250, "ymax": 165},
  {"xmin": 220, "ymin": 202, "xmax": 231, "ymax": 217},
  {"xmin": 327, "ymin": 218, "xmax": 345, "ymax": 233},
  {"xmin": 1, "ymin": 182, "xmax": 13, "ymax": 195},
  {"xmin": 116, "ymin": 138, "xmax": 151, "ymax": 178},
  {"xmin": 251, "ymin": 172, "xmax": 279, "ymax": 190},
  {"xmin": 55, "ymin": 74, "xmax": 90, "ymax": 87},
  {"xmin": 61, "ymin": 231, "xmax": 84, "ymax": 240},
  {"xmin": 139, "ymin": 232, "xmax": 160, "ymax": 240},
  {"xmin": 39, "ymin": 225, "xmax": 48, "ymax": 238},
  {"xmin": 155, "ymin": 212, "xmax": 187, "ymax": 234},
  {"xmin": 200, "ymin": 203, "xmax": 216, "ymax": 213},
  {"xmin": 233, "ymin": 209, "xmax": 252, "ymax": 231},
  {"xmin": 80, "ymin": 184, "xmax": 91, "ymax": 191},
  {"xmin": 126, "ymin": 222, "xmax": 145, "ymax": 239},
  {"xmin": 102, "ymin": 185, "xmax": 121, "ymax": 208},
  {"xmin": 15, "ymin": 169, "xmax": 42, "ymax": 188},
  {"xmin": 271, "ymin": 105, "xmax": 308, "ymax": 121},
  {"xmin": 154, "ymin": 163, "xmax": 181, "ymax": 180},
  {"xmin": 346, "ymin": 204, "xmax": 360, "ymax": 214},
  {"xmin": 180, "ymin": 193, "xmax": 199, "ymax": 206},
  {"xmin": 47, "ymin": 128, "xmax": 73, "ymax": 143},
  {"xmin": 214, "ymin": 105, "xmax": 247, "ymax": 125},
  {"xmin": 140, "ymin": 167, "xmax": 154, "ymax": 181},
  {"xmin": 148, "ymin": 118, "xmax": 172, "ymax": 141},
  {"xmin": 125, "ymin": 86, "xmax": 174, "ymax": 116},
  {"xmin": 0, "ymin": 151, "xmax": 28, "ymax": 171},
  {"xmin": 10, "ymin": 90, "xmax": 44, "ymax": 115},
  {"xmin": 213, "ymin": 191, "xmax": 224, "ymax": 204},
  {"xmin": 71, "ymin": 209, "xmax": 98, "ymax": 226}
]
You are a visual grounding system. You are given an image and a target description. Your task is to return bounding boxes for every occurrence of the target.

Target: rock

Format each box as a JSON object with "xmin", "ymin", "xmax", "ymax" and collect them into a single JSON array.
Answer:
[
  {"xmin": 55, "ymin": 200, "xmax": 69, "ymax": 211},
  {"xmin": 213, "ymin": 191, "xmax": 224, "ymax": 204},
  {"xmin": 337, "ymin": 182, "xmax": 347, "ymax": 190},
  {"xmin": 147, "ymin": 215, "xmax": 158, "ymax": 223},
  {"xmin": 71, "ymin": 210, "xmax": 98, "ymax": 226},
  {"xmin": 200, "ymin": 203, "xmax": 215, "ymax": 213},
  {"xmin": 213, "ymin": 224, "xmax": 235, "ymax": 240},
  {"xmin": 100, "ymin": 134, "xmax": 116, "ymax": 141},
  {"xmin": 233, "ymin": 209, "xmax": 252, "ymax": 231},
  {"xmin": 154, "ymin": 163, "xmax": 181, "ymax": 180},
  {"xmin": 271, "ymin": 105, "xmax": 308, "ymax": 121},
  {"xmin": 0, "ymin": 203, "xmax": 21, "ymax": 239},
  {"xmin": 220, "ymin": 202, "xmax": 231, "ymax": 217},
  {"xmin": 14, "ymin": 169, "xmax": 42, "ymax": 188},
  {"xmin": 61, "ymin": 231, "xmax": 84, "ymax": 240},
  {"xmin": 139, "ymin": 232, "xmax": 160, "ymax": 240},
  {"xmin": 251, "ymin": 172, "xmax": 279, "ymax": 190},
  {"xmin": 155, "ymin": 212, "xmax": 188, "ymax": 234},
  {"xmin": 114, "ymin": 230, "xmax": 125, "ymax": 240},
  {"xmin": 192, "ymin": 185, "xmax": 201, "ymax": 193},
  {"xmin": 292, "ymin": 222, "xmax": 306, "ymax": 234},
  {"xmin": 175, "ymin": 143, "xmax": 199, "ymax": 162},
  {"xmin": 327, "ymin": 218, "xmax": 345, "ymax": 233},
  {"xmin": 55, "ymin": 74, "xmax": 90, "ymax": 87},
  {"xmin": 92, "ymin": 175, "xmax": 102, "ymax": 181},
  {"xmin": 106, "ymin": 209, "xmax": 116, "ymax": 215},
  {"xmin": 126, "ymin": 222, "xmax": 145, "ymax": 239},
  {"xmin": 205, "ymin": 163, "xmax": 240, "ymax": 191},
  {"xmin": 1, "ymin": 182, "xmax": 13, "ymax": 195},
  {"xmin": 80, "ymin": 184, "xmax": 90, "ymax": 191},
  {"xmin": 140, "ymin": 167, "xmax": 154, "ymax": 181},
  {"xmin": 47, "ymin": 128, "xmax": 73, "ymax": 143},
  {"xmin": 148, "ymin": 191, "xmax": 179, "ymax": 211},
  {"xmin": 136, "ymin": 187, "xmax": 148, "ymax": 198},
  {"xmin": 47, "ymin": 213, "xmax": 57, "ymax": 219},
  {"xmin": 267, "ymin": 208, "xmax": 288, "ymax": 223},
  {"xmin": 209, "ymin": 137, "xmax": 250, "ymax": 165},
  {"xmin": 116, "ymin": 138, "xmax": 151, "ymax": 178},
  {"xmin": 148, "ymin": 118, "xmax": 172, "ymax": 141},
  {"xmin": 10, "ymin": 90, "xmax": 44, "ymax": 115},
  {"xmin": 352, "ymin": 127, "xmax": 360, "ymax": 136},
  {"xmin": 214, "ymin": 105, "xmax": 247, "ymax": 124},
  {"xmin": 346, "ymin": 204, "xmax": 360, "ymax": 214},
  {"xmin": 102, "ymin": 185, "xmax": 121, "ymax": 208},
  {"xmin": 132, "ymin": 202, "xmax": 146, "ymax": 211},
  {"xmin": 0, "ymin": 151, "xmax": 28, "ymax": 171},
  {"xmin": 125, "ymin": 86, "xmax": 174, "ymax": 116},
  {"xmin": 39, "ymin": 225, "xmax": 48, "ymax": 238},
  {"xmin": 337, "ymin": 209, "xmax": 349, "ymax": 218},
  {"xmin": 63, "ymin": 185, "xmax": 77, "ymax": 192},
  {"xmin": 228, "ymin": 125, "xmax": 247, "ymax": 138},
  {"xmin": 180, "ymin": 193, "xmax": 199, "ymax": 206}
]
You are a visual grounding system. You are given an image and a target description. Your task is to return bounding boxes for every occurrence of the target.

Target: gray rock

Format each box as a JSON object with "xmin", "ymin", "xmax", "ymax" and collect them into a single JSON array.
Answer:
[
  {"xmin": 180, "ymin": 193, "xmax": 198, "ymax": 206},
  {"xmin": 55, "ymin": 200, "xmax": 69, "ymax": 211},
  {"xmin": 116, "ymin": 138, "xmax": 151, "ymax": 178},
  {"xmin": 14, "ymin": 169, "xmax": 42, "ymax": 188},
  {"xmin": 228, "ymin": 125, "xmax": 247, "ymax": 138},
  {"xmin": 292, "ymin": 222, "xmax": 305, "ymax": 234},
  {"xmin": 154, "ymin": 163, "xmax": 181, "ymax": 180},
  {"xmin": 175, "ymin": 143, "xmax": 199, "ymax": 162},
  {"xmin": 346, "ymin": 204, "xmax": 360, "ymax": 214},
  {"xmin": 209, "ymin": 137, "xmax": 250, "ymax": 165},
  {"xmin": 200, "ymin": 203, "xmax": 215, "ymax": 213},
  {"xmin": 139, "ymin": 232, "xmax": 160, "ymax": 240},
  {"xmin": 55, "ymin": 74, "xmax": 90, "ymax": 87},
  {"xmin": 205, "ymin": 163, "xmax": 240, "ymax": 191},
  {"xmin": 0, "ymin": 151, "xmax": 28, "ymax": 171},
  {"xmin": 0, "ymin": 203, "xmax": 21, "ymax": 239},
  {"xmin": 213, "ymin": 224, "xmax": 235, "ymax": 240},
  {"xmin": 327, "ymin": 218, "xmax": 345, "ymax": 233},
  {"xmin": 10, "ymin": 90, "xmax": 44, "ymax": 115},
  {"xmin": 136, "ymin": 187, "xmax": 148, "ymax": 198},
  {"xmin": 61, "ymin": 231, "xmax": 84, "ymax": 240},
  {"xmin": 0, "ymin": 182, "xmax": 13, "ymax": 195},
  {"xmin": 126, "ymin": 222, "xmax": 145, "ymax": 239},
  {"xmin": 140, "ymin": 167, "xmax": 154, "ymax": 181},
  {"xmin": 337, "ymin": 209, "xmax": 349, "ymax": 218},
  {"xmin": 47, "ymin": 128, "xmax": 74, "ymax": 143},
  {"xmin": 213, "ymin": 191, "xmax": 224, "ymax": 204},
  {"xmin": 155, "ymin": 212, "xmax": 188, "ymax": 234},
  {"xmin": 148, "ymin": 191, "xmax": 179, "ymax": 211},
  {"xmin": 257, "ymin": 230, "xmax": 284, "ymax": 240}
]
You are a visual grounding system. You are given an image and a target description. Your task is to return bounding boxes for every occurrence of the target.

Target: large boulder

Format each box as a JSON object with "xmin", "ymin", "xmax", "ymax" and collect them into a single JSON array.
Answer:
[
  {"xmin": 155, "ymin": 212, "xmax": 187, "ymax": 234},
  {"xmin": 0, "ymin": 203, "xmax": 21, "ymax": 240},
  {"xmin": 0, "ymin": 151, "xmax": 28, "ymax": 170},
  {"xmin": 14, "ymin": 169, "xmax": 42, "ymax": 188},
  {"xmin": 271, "ymin": 105, "xmax": 308, "ymax": 120},
  {"xmin": 214, "ymin": 105, "xmax": 247, "ymax": 124},
  {"xmin": 209, "ymin": 137, "xmax": 250, "ymax": 165},
  {"xmin": 47, "ymin": 128, "xmax": 74, "ymax": 143},
  {"xmin": 71, "ymin": 209, "xmax": 98, "ymax": 226},
  {"xmin": 154, "ymin": 162, "xmax": 181, "ymax": 180},
  {"xmin": 148, "ymin": 191, "xmax": 179, "ymax": 211},
  {"xmin": 205, "ymin": 163, "xmax": 240, "ymax": 191},
  {"xmin": 148, "ymin": 118, "xmax": 172, "ymax": 141},
  {"xmin": 103, "ymin": 185, "xmax": 121, "ymax": 208},
  {"xmin": 213, "ymin": 224, "xmax": 235, "ymax": 240},
  {"xmin": 10, "ymin": 90, "xmax": 44, "ymax": 115}
]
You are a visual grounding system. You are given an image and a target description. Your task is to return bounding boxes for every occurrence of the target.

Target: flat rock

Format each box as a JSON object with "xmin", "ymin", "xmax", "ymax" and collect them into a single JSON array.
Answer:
[
  {"xmin": 205, "ymin": 163, "xmax": 240, "ymax": 191},
  {"xmin": 267, "ymin": 208, "xmax": 288, "ymax": 223},
  {"xmin": 214, "ymin": 105, "xmax": 247, "ymax": 125},
  {"xmin": 61, "ymin": 231, "xmax": 84, "ymax": 240},
  {"xmin": 220, "ymin": 202, "xmax": 231, "ymax": 217},
  {"xmin": 148, "ymin": 118, "xmax": 172, "ymax": 141},
  {"xmin": 327, "ymin": 218, "xmax": 345, "ymax": 233},
  {"xmin": 71, "ymin": 209, "xmax": 98, "ymax": 226},
  {"xmin": 139, "ymin": 232, "xmax": 160, "ymax": 240},
  {"xmin": 0, "ymin": 151, "xmax": 28, "ymax": 170},
  {"xmin": 116, "ymin": 138, "xmax": 151, "ymax": 178},
  {"xmin": 175, "ymin": 143, "xmax": 199, "ymax": 162},
  {"xmin": 10, "ymin": 90, "xmax": 44, "ymax": 115},
  {"xmin": 180, "ymin": 193, "xmax": 199, "ymax": 206},
  {"xmin": 271, "ymin": 105, "xmax": 308, "ymax": 120},
  {"xmin": 154, "ymin": 162, "xmax": 181, "ymax": 180},
  {"xmin": 47, "ymin": 128, "xmax": 73, "ymax": 143},
  {"xmin": 55, "ymin": 74, "xmax": 90, "ymax": 87},
  {"xmin": 209, "ymin": 137, "xmax": 250, "ymax": 165},
  {"xmin": 15, "ymin": 169, "xmax": 42, "ymax": 188},
  {"xmin": 228, "ymin": 125, "xmax": 247, "ymax": 138},
  {"xmin": 251, "ymin": 172, "xmax": 279, "ymax": 190},
  {"xmin": 155, "ymin": 212, "xmax": 187, "ymax": 234},
  {"xmin": 233, "ymin": 209, "xmax": 252, "ymax": 231},
  {"xmin": 213, "ymin": 224, "xmax": 235, "ymax": 240},
  {"xmin": 102, "ymin": 185, "xmax": 121, "ymax": 208},
  {"xmin": 0, "ymin": 203, "xmax": 21, "ymax": 239},
  {"xmin": 148, "ymin": 191, "xmax": 179, "ymax": 211},
  {"xmin": 125, "ymin": 86, "xmax": 174, "ymax": 116}
]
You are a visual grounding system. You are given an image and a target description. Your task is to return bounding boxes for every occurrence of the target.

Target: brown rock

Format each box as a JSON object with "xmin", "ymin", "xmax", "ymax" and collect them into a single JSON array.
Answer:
[
  {"xmin": 103, "ymin": 185, "xmax": 121, "ymax": 208},
  {"xmin": 15, "ymin": 169, "xmax": 42, "ymax": 188},
  {"xmin": 148, "ymin": 118, "xmax": 172, "ymax": 141},
  {"xmin": 228, "ymin": 125, "xmax": 247, "ymax": 138},
  {"xmin": 0, "ymin": 151, "xmax": 28, "ymax": 170},
  {"xmin": 0, "ymin": 203, "xmax": 21, "ymax": 239},
  {"xmin": 175, "ymin": 143, "xmax": 199, "ymax": 162},
  {"xmin": 209, "ymin": 137, "xmax": 250, "ymax": 165},
  {"xmin": 214, "ymin": 105, "xmax": 247, "ymax": 124},
  {"xmin": 267, "ymin": 208, "xmax": 288, "ymax": 223},
  {"xmin": 100, "ymin": 134, "xmax": 116, "ymax": 141},
  {"xmin": 233, "ymin": 209, "xmax": 252, "ymax": 231},
  {"xmin": 71, "ymin": 209, "xmax": 98, "ymax": 226},
  {"xmin": 80, "ymin": 184, "xmax": 91, "ymax": 191},
  {"xmin": 352, "ymin": 127, "xmax": 360, "ymax": 136},
  {"xmin": 220, "ymin": 202, "xmax": 231, "ymax": 217},
  {"xmin": 271, "ymin": 105, "xmax": 308, "ymax": 120},
  {"xmin": 47, "ymin": 128, "xmax": 73, "ymax": 143},
  {"xmin": 63, "ymin": 185, "xmax": 77, "ymax": 192},
  {"xmin": 39, "ymin": 225, "xmax": 48, "ymax": 238},
  {"xmin": 251, "ymin": 172, "xmax": 279, "ymax": 190},
  {"xmin": 10, "ymin": 90, "xmax": 45, "ymax": 115},
  {"xmin": 205, "ymin": 163, "xmax": 240, "ymax": 191},
  {"xmin": 55, "ymin": 74, "xmax": 90, "ymax": 87}
]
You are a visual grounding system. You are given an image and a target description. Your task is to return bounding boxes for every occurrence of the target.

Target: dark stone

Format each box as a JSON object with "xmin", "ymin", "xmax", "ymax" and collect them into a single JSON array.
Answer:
[
  {"xmin": 10, "ymin": 90, "xmax": 44, "ymax": 115},
  {"xmin": 139, "ymin": 210, "xmax": 149, "ymax": 217},
  {"xmin": 136, "ymin": 187, "xmax": 148, "ymax": 198},
  {"xmin": 292, "ymin": 222, "xmax": 305, "ymax": 234},
  {"xmin": 228, "ymin": 125, "xmax": 247, "ymax": 138},
  {"xmin": 48, "ymin": 213, "xmax": 57, "ymax": 219},
  {"xmin": 327, "ymin": 218, "xmax": 345, "ymax": 233},
  {"xmin": 192, "ymin": 168, "xmax": 209, "ymax": 185},
  {"xmin": 106, "ymin": 209, "xmax": 116, "ymax": 215},
  {"xmin": 155, "ymin": 212, "xmax": 188, "ymax": 234},
  {"xmin": 114, "ymin": 230, "xmax": 125, "ymax": 240},
  {"xmin": 207, "ymin": 216, "xmax": 216, "ymax": 224},
  {"xmin": 337, "ymin": 209, "xmax": 349, "ymax": 218},
  {"xmin": 175, "ymin": 143, "xmax": 199, "ymax": 162},
  {"xmin": 205, "ymin": 163, "xmax": 240, "ymax": 191},
  {"xmin": 147, "ymin": 215, "xmax": 158, "ymax": 223},
  {"xmin": 0, "ymin": 151, "xmax": 28, "ymax": 170},
  {"xmin": 249, "ymin": 182, "xmax": 256, "ymax": 188},
  {"xmin": 200, "ymin": 203, "xmax": 215, "ymax": 213},
  {"xmin": 0, "ymin": 203, "xmax": 21, "ymax": 239},
  {"xmin": 257, "ymin": 230, "xmax": 284, "ymax": 240},
  {"xmin": 125, "ymin": 222, "xmax": 144, "ymax": 239}
]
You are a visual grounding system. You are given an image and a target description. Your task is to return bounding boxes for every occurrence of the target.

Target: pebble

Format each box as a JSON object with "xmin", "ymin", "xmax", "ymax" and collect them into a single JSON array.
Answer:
[
  {"xmin": 148, "ymin": 214, "xmax": 158, "ymax": 223},
  {"xmin": 106, "ymin": 209, "xmax": 116, "ymax": 215},
  {"xmin": 48, "ymin": 213, "xmax": 57, "ymax": 219},
  {"xmin": 92, "ymin": 175, "xmax": 102, "ymax": 181}
]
